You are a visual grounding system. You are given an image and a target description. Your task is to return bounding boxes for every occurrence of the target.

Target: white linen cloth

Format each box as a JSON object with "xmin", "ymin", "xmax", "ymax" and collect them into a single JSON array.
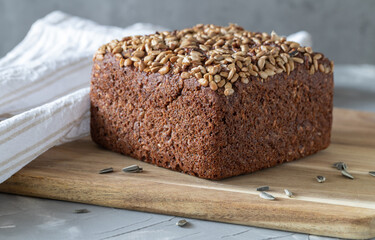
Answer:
[{"xmin": 0, "ymin": 11, "xmax": 311, "ymax": 183}]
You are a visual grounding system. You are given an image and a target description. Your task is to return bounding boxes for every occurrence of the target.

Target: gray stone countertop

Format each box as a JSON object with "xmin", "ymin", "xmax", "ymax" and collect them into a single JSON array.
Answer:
[{"xmin": 0, "ymin": 65, "xmax": 374, "ymax": 240}]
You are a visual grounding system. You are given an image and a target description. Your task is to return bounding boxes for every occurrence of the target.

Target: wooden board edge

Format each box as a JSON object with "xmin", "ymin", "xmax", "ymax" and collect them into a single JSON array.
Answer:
[{"xmin": 1, "ymin": 174, "xmax": 374, "ymax": 239}]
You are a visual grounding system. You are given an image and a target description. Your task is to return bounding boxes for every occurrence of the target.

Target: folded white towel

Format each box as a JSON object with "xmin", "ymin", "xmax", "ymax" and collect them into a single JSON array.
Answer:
[
  {"xmin": 0, "ymin": 11, "xmax": 312, "ymax": 183},
  {"xmin": 0, "ymin": 11, "xmax": 167, "ymax": 183}
]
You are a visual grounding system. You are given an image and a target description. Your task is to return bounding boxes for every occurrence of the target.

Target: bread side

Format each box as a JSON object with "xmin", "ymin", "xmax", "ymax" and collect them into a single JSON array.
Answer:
[
  {"xmin": 91, "ymin": 54, "xmax": 222, "ymax": 178},
  {"xmin": 90, "ymin": 24, "xmax": 333, "ymax": 180}
]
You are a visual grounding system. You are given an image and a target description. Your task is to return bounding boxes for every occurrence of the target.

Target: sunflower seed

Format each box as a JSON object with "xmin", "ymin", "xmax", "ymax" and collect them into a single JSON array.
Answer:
[
  {"xmin": 124, "ymin": 58, "xmax": 133, "ymax": 66},
  {"xmin": 95, "ymin": 54, "xmax": 104, "ymax": 61},
  {"xmin": 75, "ymin": 209, "xmax": 90, "ymax": 214},
  {"xmin": 292, "ymin": 57, "xmax": 304, "ymax": 64},
  {"xmin": 316, "ymin": 176, "xmax": 326, "ymax": 183},
  {"xmin": 181, "ymin": 72, "xmax": 190, "ymax": 79},
  {"xmin": 256, "ymin": 186, "xmax": 269, "ymax": 191},
  {"xmin": 259, "ymin": 191, "xmax": 275, "ymax": 200},
  {"xmin": 198, "ymin": 78, "xmax": 208, "ymax": 87},
  {"xmin": 176, "ymin": 219, "xmax": 188, "ymax": 227},
  {"xmin": 305, "ymin": 47, "xmax": 313, "ymax": 54},
  {"xmin": 122, "ymin": 165, "xmax": 143, "ymax": 173},
  {"xmin": 289, "ymin": 50, "xmax": 299, "ymax": 57},
  {"xmin": 369, "ymin": 171, "xmax": 375, "ymax": 177},
  {"xmin": 284, "ymin": 189, "xmax": 293, "ymax": 198},
  {"xmin": 341, "ymin": 170, "xmax": 354, "ymax": 180},
  {"xmin": 158, "ymin": 65, "xmax": 170, "ymax": 75},
  {"xmin": 99, "ymin": 167, "xmax": 113, "ymax": 174},
  {"xmin": 209, "ymin": 81, "xmax": 218, "ymax": 91},
  {"xmin": 333, "ymin": 162, "xmax": 347, "ymax": 171},
  {"xmin": 224, "ymin": 88, "xmax": 234, "ymax": 96}
]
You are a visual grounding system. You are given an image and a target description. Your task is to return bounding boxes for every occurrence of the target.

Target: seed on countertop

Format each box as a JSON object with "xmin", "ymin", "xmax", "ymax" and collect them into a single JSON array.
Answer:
[
  {"xmin": 316, "ymin": 176, "xmax": 326, "ymax": 183},
  {"xmin": 259, "ymin": 191, "xmax": 275, "ymax": 200},
  {"xmin": 284, "ymin": 189, "xmax": 293, "ymax": 198},
  {"xmin": 176, "ymin": 219, "xmax": 188, "ymax": 227},
  {"xmin": 369, "ymin": 171, "xmax": 375, "ymax": 177},
  {"xmin": 99, "ymin": 167, "xmax": 113, "ymax": 174},
  {"xmin": 333, "ymin": 162, "xmax": 347, "ymax": 171},
  {"xmin": 122, "ymin": 165, "xmax": 143, "ymax": 173},
  {"xmin": 75, "ymin": 209, "xmax": 90, "ymax": 214},
  {"xmin": 341, "ymin": 170, "xmax": 354, "ymax": 180},
  {"xmin": 256, "ymin": 186, "xmax": 269, "ymax": 191}
]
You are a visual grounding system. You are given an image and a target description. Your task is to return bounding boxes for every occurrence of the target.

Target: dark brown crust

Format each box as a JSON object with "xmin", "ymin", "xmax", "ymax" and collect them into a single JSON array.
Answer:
[{"xmin": 90, "ymin": 53, "xmax": 333, "ymax": 180}]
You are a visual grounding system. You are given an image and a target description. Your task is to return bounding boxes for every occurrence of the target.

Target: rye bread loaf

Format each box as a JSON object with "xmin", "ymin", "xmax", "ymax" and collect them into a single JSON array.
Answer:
[{"xmin": 90, "ymin": 24, "xmax": 334, "ymax": 180}]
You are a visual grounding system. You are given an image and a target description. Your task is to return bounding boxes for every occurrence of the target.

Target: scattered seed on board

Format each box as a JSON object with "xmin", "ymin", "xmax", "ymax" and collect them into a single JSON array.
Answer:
[
  {"xmin": 176, "ymin": 219, "xmax": 188, "ymax": 227},
  {"xmin": 99, "ymin": 167, "xmax": 113, "ymax": 174},
  {"xmin": 259, "ymin": 191, "xmax": 275, "ymax": 200},
  {"xmin": 256, "ymin": 186, "xmax": 269, "ymax": 191},
  {"xmin": 369, "ymin": 171, "xmax": 375, "ymax": 177},
  {"xmin": 122, "ymin": 165, "xmax": 143, "ymax": 173},
  {"xmin": 284, "ymin": 189, "xmax": 293, "ymax": 198},
  {"xmin": 75, "ymin": 209, "xmax": 90, "ymax": 214},
  {"xmin": 333, "ymin": 162, "xmax": 347, "ymax": 171},
  {"xmin": 341, "ymin": 170, "xmax": 354, "ymax": 180},
  {"xmin": 316, "ymin": 176, "xmax": 326, "ymax": 183}
]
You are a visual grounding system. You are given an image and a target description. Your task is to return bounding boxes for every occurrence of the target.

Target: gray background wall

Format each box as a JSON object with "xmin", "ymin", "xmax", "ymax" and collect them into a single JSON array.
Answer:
[{"xmin": 0, "ymin": 0, "xmax": 374, "ymax": 64}]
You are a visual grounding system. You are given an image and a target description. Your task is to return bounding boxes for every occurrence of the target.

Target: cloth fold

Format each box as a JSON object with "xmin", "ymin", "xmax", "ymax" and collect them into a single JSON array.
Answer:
[{"xmin": 0, "ymin": 11, "xmax": 311, "ymax": 184}]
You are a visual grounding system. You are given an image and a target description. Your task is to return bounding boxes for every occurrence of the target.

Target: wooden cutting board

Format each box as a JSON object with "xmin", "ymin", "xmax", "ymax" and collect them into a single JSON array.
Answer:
[{"xmin": 1, "ymin": 108, "xmax": 375, "ymax": 239}]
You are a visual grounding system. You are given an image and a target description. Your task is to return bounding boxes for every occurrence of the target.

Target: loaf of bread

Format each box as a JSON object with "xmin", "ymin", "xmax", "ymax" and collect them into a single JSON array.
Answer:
[{"xmin": 90, "ymin": 24, "xmax": 333, "ymax": 180}]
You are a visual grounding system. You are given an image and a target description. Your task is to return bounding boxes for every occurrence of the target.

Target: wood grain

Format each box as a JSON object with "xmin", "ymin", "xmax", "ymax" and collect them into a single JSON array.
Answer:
[{"xmin": 1, "ymin": 108, "xmax": 375, "ymax": 239}]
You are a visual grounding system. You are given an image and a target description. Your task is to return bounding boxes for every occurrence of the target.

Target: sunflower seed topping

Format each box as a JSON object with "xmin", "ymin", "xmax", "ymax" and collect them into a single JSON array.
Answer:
[
  {"xmin": 256, "ymin": 186, "xmax": 270, "ymax": 191},
  {"xmin": 341, "ymin": 170, "xmax": 354, "ymax": 180},
  {"xmin": 99, "ymin": 167, "xmax": 114, "ymax": 174},
  {"xmin": 369, "ymin": 171, "xmax": 375, "ymax": 177},
  {"xmin": 316, "ymin": 176, "xmax": 326, "ymax": 183},
  {"xmin": 122, "ymin": 165, "xmax": 143, "ymax": 173},
  {"xmin": 259, "ymin": 191, "xmax": 276, "ymax": 200},
  {"xmin": 95, "ymin": 24, "xmax": 332, "ymax": 96}
]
